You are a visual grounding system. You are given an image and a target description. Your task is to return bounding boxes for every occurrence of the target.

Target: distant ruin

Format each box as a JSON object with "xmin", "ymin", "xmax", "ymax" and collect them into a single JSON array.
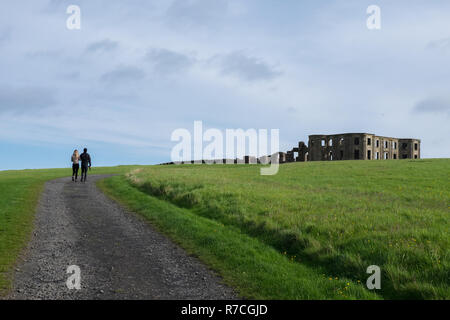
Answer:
[
  {"xmin": 162, "ymin": 133, "xmax": 421, "ymax": 165},
  {"xmin": 301, "ymin": 133, "xmax": 421, "ymax": 161}
]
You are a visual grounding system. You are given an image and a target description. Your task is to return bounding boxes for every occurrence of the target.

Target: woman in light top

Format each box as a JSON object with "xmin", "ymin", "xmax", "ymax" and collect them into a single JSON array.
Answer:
[{"xmin": 71, "ymin": 150, "xmax": 80, "ymax": 182}]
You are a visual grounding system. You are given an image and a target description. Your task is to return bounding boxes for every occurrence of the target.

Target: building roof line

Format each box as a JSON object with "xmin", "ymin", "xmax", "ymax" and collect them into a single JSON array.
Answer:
[{"xmin": 308, "ymin": 133, "xmax": 420, "ymax": 141}]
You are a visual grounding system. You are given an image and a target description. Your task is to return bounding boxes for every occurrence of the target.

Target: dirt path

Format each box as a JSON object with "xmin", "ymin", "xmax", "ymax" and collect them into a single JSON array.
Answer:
[{"xmin": 8, "ymin": 175, "xmax": 236, "ymax": 300}]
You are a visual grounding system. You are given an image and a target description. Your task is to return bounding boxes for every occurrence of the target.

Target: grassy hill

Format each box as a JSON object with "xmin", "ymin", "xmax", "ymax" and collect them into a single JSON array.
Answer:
[
  {"xmin": 100, "ymin": 159, "xmax": 449, "ymax": 299},
  {"xmin": 1, "ymin": 159, "xmax": 448, "ymax": 299}
]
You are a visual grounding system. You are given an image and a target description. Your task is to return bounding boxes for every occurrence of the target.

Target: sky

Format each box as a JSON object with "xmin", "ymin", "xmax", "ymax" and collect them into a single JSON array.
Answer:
[{"xmin": 0, "ymin": 0, "xmax": 449, "ymax": 170}]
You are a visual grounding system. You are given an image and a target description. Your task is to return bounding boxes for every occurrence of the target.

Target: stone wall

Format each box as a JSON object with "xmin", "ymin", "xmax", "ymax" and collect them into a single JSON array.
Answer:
[
  {"xmin": 307, "ymin": 133, "xmax": 420, "ymax": 161},
  {"xmin": 160, "ymin": 133, "xmax": 421, "ymax": 165}
]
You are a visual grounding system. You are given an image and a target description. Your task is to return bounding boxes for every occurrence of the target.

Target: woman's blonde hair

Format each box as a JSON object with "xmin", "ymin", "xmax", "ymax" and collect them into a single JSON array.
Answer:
[{"xmin": 73, "ymin": 150, "xmax": 79, "ymax": 158}]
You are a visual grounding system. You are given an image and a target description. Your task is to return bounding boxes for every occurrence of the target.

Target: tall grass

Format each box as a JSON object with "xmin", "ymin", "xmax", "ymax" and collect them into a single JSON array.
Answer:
[
  {"xmin": 99, "ymin": 176, "xmax": 378, "ymax": 300},
  {"xmin": 124, "ymin": 159, "xmax": 450, "ymax": 299}
]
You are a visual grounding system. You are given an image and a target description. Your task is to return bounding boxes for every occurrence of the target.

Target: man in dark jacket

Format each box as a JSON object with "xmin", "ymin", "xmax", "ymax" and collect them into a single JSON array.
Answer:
[{"xmin": 80, "ymin": 148, "xmax": 91, "ymax": 182}]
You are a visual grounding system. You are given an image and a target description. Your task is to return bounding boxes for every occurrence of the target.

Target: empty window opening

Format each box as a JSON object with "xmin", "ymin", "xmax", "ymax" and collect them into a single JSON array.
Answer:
[
  {"xmin": 392, "ymin": 141, "xmax": 397, "ymax": 149},
  {"xmin": 321, "ymin": 140, "xmax": 325, "ymax": 147},
  {"xmin": 376, "ymin": 152, "xmax": 379, "ymax": 160},
  {"xmin": 393, "ymin": 154, "xmax": 397, "ymax": 159},
  {"xmin": 384, "ymin": 141, "xmax": 388, "ymax": 148},
  {"xmin": 339, "ymin": 138, "xmax": 344, "ymax": 145},
  {"xmin": 328, "ymin": 139, "xmax": 333, "ymax": 146},
  {"xmin": 354, "ymin": 138, "xmax": 360, "ymax": 145},
  {"xmin": 384, "ymin": 152, "xmax": 389, "ymax": 160},
  {"xmin": 376, "ymin": 140, "xmax": 380, "ymax": 148},
  {"xmin": 414, "ymin": 143, "xmax": 418, "ymax": 150},
  {"xmin": 367, "ymin": 138, "xmax": 371, "ymax": 146},
  {"xmin": 367, "ymin": 150, "xmax": 371, "ymax": 160},
  {"xmin": 354, "ymin": 150, "xmax": 360, "ymax": 159},
  {"xmin": 414, "ymin": 155, "xmax": 418, "ymax": 159},
  {"xmin": 329, "ymin": 152, "xmax": 333, "ymax": 161}
]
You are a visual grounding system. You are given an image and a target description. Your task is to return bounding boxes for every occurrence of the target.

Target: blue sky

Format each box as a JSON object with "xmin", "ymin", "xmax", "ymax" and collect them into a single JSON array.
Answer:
[{"xmin": 1, "ymin": 0, "xmax": 449, "ymax": 170}]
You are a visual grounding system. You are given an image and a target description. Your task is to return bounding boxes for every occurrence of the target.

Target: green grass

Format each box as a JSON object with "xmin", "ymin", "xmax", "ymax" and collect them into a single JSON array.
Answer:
[
  {"xmin": 102, "ymin": 159, "xmax": 449, "ymax": 299},
  {"xmin": 1, "ymin": 159, "xmax": 448, "ymax": 299},
  {"xmin": 0, "ymin": 166, "xmax": 140, "ymax": 295},
  {"xmin": 99, "ymin": 176, "xmax": 377, "ymax": 299}
]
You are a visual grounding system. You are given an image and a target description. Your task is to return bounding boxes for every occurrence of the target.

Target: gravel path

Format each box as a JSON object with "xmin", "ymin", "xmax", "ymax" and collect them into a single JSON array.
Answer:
[{"xmin": 8, "ymin": 175, "xmax": 236, "ymax": 300}]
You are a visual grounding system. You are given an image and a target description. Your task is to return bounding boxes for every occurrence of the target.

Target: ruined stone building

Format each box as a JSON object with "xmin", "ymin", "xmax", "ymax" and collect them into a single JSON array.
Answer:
[
  {"xmin": 162, "ymin": 132, "xmax": 421, "ymax": 165},
  {"xmin": 291, "ymin": 133, "xmax": 420, "ymax": 162}
]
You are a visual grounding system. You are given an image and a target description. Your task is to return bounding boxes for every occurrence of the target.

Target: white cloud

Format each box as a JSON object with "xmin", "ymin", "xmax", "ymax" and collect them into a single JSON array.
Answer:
[
  {"xmin": 413, "ymin": 98, "xmax": 450, "ymax": 115},
  {"xmin": 0, "ymin": 0, "xmax": 450, "ymax": 169},
  {"xmin": 145, "ymin": 48, "xmax": 194, "ymax": 74},
  {"xmin": 165, "ymin": 0, "xmax": 228, "ymax": 29},
  {"xmin": 0, "ymin": 86, "xmax": 56, "ymax": 113},
  {"xmin": 86, "ymin": 39, "xmax": 119, "ymax": 53},
  {"xmin": 100, "ymin": 65, "xmax": 146, "ymax": 83},
  {"xmin": 211, "ymin": 51, "xmax": 282, "ymax": 82}
]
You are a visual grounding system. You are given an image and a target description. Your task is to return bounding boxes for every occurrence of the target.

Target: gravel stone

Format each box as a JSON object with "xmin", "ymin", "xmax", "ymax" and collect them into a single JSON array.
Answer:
[{"xmin": 7, "ymin": 175, "xmax": 237, "ymax": 300}]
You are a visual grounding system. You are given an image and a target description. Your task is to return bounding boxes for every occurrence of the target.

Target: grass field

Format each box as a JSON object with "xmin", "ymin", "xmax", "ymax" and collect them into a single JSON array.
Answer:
[
  {"xmin": 99, "ymin": 159, "xmax": 449, "ymax": 299},
  {"xmin": 0, "ymin": 166, "xmax": 139, "ymax": 295},
  {"xmin": 1, "ymin": 159, "xmax": 448, "ymax": 299}
]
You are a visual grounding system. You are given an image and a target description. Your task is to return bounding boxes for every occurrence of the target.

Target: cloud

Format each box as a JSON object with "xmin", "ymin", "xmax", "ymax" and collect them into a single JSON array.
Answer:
[
  {"xmin": 0, "ymin": 28, "xmax": 11, "ymax": 46},
  {"xmin": 166, "ymin": 0, "xmax": 228, "ymax": 28},
  {"xmin": 145, "ymin": 48, "xmax": 194, "ymax": 74},
  {"xmin": 61, "ymin": 71, "xmax": 80, "ymax": 80},
  {"xmin": 100, "ymin": 66, "xmax": 145, "ymax": 83},
  {"xmin": 427, "ymin": 37, "xmax": 450, "ymax": 51},
  {"xmin": 2, "ymin": 0, "xmax": 450, "ymax": 167},
  {"xmin": 412, "ymin": 98, "xmax": 450, "ymax": 115},
  {"xmin": 86, "ymin": 39, "xmax": 119, "ymax": 53},
  {"xmin": 213, "ymin": 52, "xmax": 282, "ymax": 82},
  {"xmin": 0, "ymin": 86, "xmax": 56, "ymax": 114},
  {"xmin": 26, "ymin": 50, "xmax": 61, "ymax": 59}
]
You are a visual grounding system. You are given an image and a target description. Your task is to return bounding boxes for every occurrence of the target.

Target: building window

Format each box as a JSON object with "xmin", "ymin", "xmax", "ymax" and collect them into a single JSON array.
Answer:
[
  {"xmin": 367, "ymin": 138, "xmax": 371, "ymax": 146},
  {"xmin": 376, "ymin": 140, "xmax": 379, "ymax": 148},
  {"xmin": 329, "ymin": 139, "xmax": 333, "ymax": 146},
  {"xmin": 354, "ymin": 150, "xmax": 360, "ymax": 159},
  {"xmin": 393, "ymin": 141, "xmax": 397, "ymax": 149},
  {"xmin": 393, "ymin": 154, "xmax": 397, "ymax": 159},
  {"xmin": 384, "ymin": 141, "xmax": 388, "ymax": 148},
  {"xmin": 367, "ymin": 150, "xmax": 371, "ymax": 160},
  {"xmin": 402, "ymin": 143, "xmax": 408, "ymax": 150},
  {"xmin": 385, "ymin": 152, "xmax": 389, "ymax": 159},
  {"xmin": 354, "ymin": 138, "xmax": 359, "ymax": 145},
  {"xmin": 339, "ymin": 138, "xmax": 344, "ymax": 145},
  {"xmin": 321, "ymin": 140, "xmax": 325, "ymax": 147},
  {"xmin": 414, "ymin": 143, "xmax": 418, "ymax": 150},
  {"xmin": 376, "ymin": 152, "xmax": 379, "ymax": 160}
]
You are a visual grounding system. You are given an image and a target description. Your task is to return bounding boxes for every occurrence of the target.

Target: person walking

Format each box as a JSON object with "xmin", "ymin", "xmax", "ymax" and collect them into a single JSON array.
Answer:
[
  {"xmin": 80, "ymin": 148, "xmax": 92, "ymax": 182},
  {"xmin": 71, "ymin": 150, "xmax": 80, "ymax": 182}
]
